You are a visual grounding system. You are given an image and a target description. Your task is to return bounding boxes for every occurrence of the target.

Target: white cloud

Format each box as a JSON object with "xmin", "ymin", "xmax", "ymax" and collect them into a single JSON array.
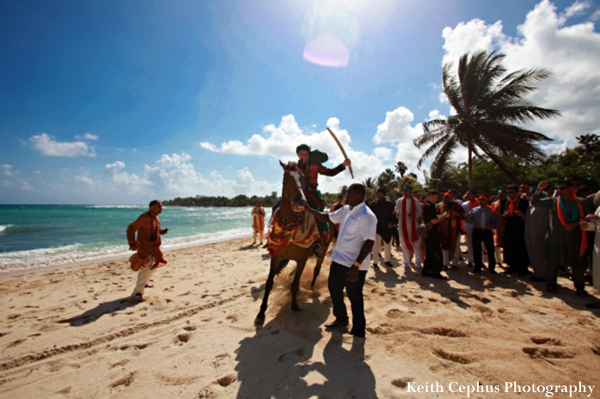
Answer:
[
  {"xmin": 101, "ymin": 153, "xmax": 279, "ymax": 200},
  {"xmin": 373, "ymin": 147, "xmax": 392, "ymax": 161},
  {"xmin": 29, "ymin": 133, "xmax": 96, "ymax": 157},
  {"xmin": 1, "ymin": 164, "xmax": 13, "ymax": 176},
  {"xmin": 199, "ymin": 114, "xmax": 387, "ymax": 192},
  {"xmin": 370, "ymin": 106, "xmax": 428, "ymax": 176},
  {"xmin": 441, "ymin": 19, "xmax": 507, "ymax": 66},
  {"xmin": 105, "ymin": 161, "xmax": 126, "ymax": 175},
  {"xmin": 155, "ymin": 152, "xmax": 192, "ymax": 168},
  {"xmin": 428, "ymin": 109, "xmax": 445, "ymax": 121},
  {"xmin": 373, "ymin": 106, "xmax": 420, "ymax": 144},
  {"xmin": 236, "ymin": 167, "xmax": 254, "ymax": 185},
  {"xmin": 0, "ymin": 164, "xmax": 34, "ymax": 192},
  {"xmin": 75, "ymin": 133, "xmax": 99, "ymax": 141},
  {"xmin": 561, "ymin": 0, "xmax": 590, "ymax": 21},
  {"xmin": 439, "ymin": 0, "xmax": 600, "ymax": 154},
  {"xmin": 75, "ymin": 175, "xmax": 94, "ymax": 186}
]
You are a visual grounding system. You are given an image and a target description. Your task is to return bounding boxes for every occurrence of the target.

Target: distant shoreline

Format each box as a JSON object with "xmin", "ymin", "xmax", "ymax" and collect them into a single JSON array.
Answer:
[{"xmin": 0, "ymin": 232, "xmax": 254, "ymax": 279}]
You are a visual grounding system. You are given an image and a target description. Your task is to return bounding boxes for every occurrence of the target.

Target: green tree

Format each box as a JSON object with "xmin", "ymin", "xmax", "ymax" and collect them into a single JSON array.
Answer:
[
  {"xmin": 394, "ymin": 161, "xmax": 407, "ymax": 178},
  {"xmin": 414, "ymin": 50, "xmax": 560, "ymax": 189}
]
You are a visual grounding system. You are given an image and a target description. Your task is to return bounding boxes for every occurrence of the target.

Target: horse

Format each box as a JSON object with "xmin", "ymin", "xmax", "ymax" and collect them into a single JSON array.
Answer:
[{"xmin": 254, "ymin": 161, "xmax": 333, "ymax": 326}]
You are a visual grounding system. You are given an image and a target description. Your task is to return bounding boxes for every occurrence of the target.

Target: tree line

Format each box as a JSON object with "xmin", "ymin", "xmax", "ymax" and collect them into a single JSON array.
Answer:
[{"xmin": 163, "ymin": 192, "xmax": 280, "ymax": 207}]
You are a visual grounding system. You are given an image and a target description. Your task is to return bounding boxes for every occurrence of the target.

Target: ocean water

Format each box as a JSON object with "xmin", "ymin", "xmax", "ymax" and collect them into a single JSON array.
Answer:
[{"xmin": 0, "ymin": 205, "xmax": 268, "ymax": 274}]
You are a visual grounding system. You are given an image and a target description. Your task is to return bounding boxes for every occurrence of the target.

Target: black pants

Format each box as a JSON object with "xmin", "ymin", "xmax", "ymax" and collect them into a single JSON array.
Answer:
[
  {"xmin": 392, "ymin": 224, "xmax": 400, "ymax": 247},
  {"xmin": 423, "ymin": 234, "xmax": 443, "ymax": 276},
  {"xmin": 328, "ymin": 262, "xmax": 367, "ymax": 336},
  {"xmin": 473, "ymin": 228, "xmax": 496, "ymax": 272}
]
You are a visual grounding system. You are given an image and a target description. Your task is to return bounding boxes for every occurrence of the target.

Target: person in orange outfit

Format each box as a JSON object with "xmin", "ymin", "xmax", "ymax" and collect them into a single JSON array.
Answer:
[{"xmin": 126, "ymin": 200, "xmax": 168, "ymax": 302}]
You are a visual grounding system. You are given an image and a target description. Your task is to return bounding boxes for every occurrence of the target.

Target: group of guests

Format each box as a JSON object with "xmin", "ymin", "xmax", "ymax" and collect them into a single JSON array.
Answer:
[
  {"xmin": 123, "ymin": 141, "xmax": 600, "ymax": 339},
  {"xmin": 366, "ymin": 180, "xmax": 600, "ymax": 304}
]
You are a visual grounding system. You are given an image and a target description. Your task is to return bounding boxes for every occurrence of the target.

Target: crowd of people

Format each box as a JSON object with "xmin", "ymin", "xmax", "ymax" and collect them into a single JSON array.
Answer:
[
  {"xmin": 363, "ymin": 179, "xmax": 600, "ymax": 307},
  {"xmin": 124, "ymin": 142, "xmax": 599, "ymax": 339}
]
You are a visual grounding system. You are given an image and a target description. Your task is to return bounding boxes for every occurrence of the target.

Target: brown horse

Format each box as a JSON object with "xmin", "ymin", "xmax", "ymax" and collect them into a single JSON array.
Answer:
[{"xmin": 255, "ymin": 161, "xmax": 332, "ymax": 325}]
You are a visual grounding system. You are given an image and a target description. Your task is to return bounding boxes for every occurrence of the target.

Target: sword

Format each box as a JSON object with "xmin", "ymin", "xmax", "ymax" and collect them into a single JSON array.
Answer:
[{"xmin": 326, "ymin": 127, "xmax": 354, "ymax": 179}]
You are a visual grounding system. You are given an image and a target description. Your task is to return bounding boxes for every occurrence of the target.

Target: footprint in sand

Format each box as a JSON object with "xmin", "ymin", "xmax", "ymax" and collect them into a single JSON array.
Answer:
[
  {"xmin": 156, "ymin": 373, "xmax": 202, "ymax": 385},
  {"xmin": 530, "ymin": 337, "xmax": 561, "ymax": 345},
  {"xmin": 522, "ymin": 347, "xmax": 575, "ymax": 359},
  {"xmin": 391, "ymin": 377, "xmax": 414, "ymax": 388},
  {"xmin": 278, "ymin": 347, "xmax": 305, "ymax": 363},
  {"xmin": 434, "ymin": 348, "xmax": 473, "ymax": 364},
  {"xmin": 225, "ymin": 314, "xmax": 238, "ymax": 322},
  {"xmin": 110, "ymin": 371, "xmax": 136, "ymax": 389},
  {"xmin": 110, "ymin": 359, "xmax": 130, "ymax": 369},
  {"xmin": 420, "ymin": 327, "xmax": 467, "ymax": 338},
  {"xmin": 175, "ymin": 332, "xmax": 191, "ymax": 344},
  {"xmin": 216, "ymin": 373, "xmax": 237, "ymax": 387},
  {"xmin": 6, "ymin": 339, "xmax": 26, "ymax": 348},
  {"xmin": 55, "ymin": 386, "xmax": 72, "ymax": 395}
]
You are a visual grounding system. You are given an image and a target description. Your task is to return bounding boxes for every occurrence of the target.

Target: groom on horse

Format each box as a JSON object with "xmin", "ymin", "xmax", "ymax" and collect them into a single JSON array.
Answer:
[{"xmin": 296, "ymin": 143, "xmax": 352, "ymax": 257}]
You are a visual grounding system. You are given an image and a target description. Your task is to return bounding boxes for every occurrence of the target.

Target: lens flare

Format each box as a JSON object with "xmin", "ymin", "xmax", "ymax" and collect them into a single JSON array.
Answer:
[{"xmin": 303, "ymin": 33, "xmax": 349, "ymax": 67}]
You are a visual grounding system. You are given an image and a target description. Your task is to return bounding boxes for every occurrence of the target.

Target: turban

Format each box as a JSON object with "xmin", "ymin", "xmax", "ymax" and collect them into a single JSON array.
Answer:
[
  {"xmin": 402, "ymin": 186, "xmax": 413, "ymax": 191},
  {"xmin": 478, "ymin": 195, "xmax": 489, "ymax": 201},
  {"xmin": 443, "ymin": 192, "xmax": 454, "ymax": 200},
  {"xmin": 520, "ymin": 184, "xmax": 531, "ymax": 190},
  {"xmin": 296, "ymin": 144, "xmax": 311, "ymax": 154}
]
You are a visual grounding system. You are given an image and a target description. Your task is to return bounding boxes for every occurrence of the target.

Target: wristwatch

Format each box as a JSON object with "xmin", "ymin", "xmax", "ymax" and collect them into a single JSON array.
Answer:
[{"xmin": 352, "ymin": 261, "xmax": 361, "ymax": 268}]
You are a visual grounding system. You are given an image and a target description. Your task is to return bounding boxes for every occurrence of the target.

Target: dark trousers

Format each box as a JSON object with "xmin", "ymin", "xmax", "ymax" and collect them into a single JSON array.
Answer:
[
  {"xmin": 423, "ymin": 235, "xmax": 443, "ymax": 276},
  {"xmin": 473, "ymin": 228, "xmax": 496, "ymax": 272},
  {"xmin": 328, "ymin": 262, "xmax": 367, "ymax": 336},
  {"xmin": 392, "ymin": 224, "xmax": 400, "ymax": 247}
]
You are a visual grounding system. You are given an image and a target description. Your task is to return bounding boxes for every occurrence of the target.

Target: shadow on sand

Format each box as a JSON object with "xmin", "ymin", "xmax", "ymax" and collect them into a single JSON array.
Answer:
[
  {"xmin": 58, "ymin": 297, "xmax": 135, "ymax": 326},
  {"xmin": 234, "ymin": 296, "xmax": 376, "ymax": 398}
]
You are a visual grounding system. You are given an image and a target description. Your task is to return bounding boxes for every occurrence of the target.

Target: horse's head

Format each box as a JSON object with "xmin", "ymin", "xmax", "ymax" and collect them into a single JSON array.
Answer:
[{"xmin": 279, "ymin": 160, "xmax": 306, "ymax": 213}]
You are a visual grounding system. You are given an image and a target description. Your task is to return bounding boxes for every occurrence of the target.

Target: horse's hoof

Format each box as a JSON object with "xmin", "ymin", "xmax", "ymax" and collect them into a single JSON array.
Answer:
[
  {"xmin": 291, "ymin": 305, "xmax": 302, "ymax": 312},
  {"xmin": 254, "ymin": 316, "xmax": 265, "ymax": 325}
]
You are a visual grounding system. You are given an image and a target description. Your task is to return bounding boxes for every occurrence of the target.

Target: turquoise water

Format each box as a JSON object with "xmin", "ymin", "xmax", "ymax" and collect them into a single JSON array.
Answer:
[{"xmin": 0, "ymin": 205, "xmax": 269, "ymax": 274}]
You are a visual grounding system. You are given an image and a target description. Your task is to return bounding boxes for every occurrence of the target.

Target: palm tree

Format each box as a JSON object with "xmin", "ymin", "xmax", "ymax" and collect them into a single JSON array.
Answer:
[
  {"xmin": 575, "ymin": 133, "xmax": 600, "ymax": 156},
  {"xmin": 395, "ymin": 161, "xmax": 407, "ymax": 178},
  {"xmin": 414, "ymin": 50, "xmax": 560, "ymax": 189}
]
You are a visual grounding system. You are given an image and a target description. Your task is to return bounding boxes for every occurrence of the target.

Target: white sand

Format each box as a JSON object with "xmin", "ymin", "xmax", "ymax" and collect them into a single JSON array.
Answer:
[{"xmin": 0, "ymin": 237, "xmax": 599, "ymax": 398}]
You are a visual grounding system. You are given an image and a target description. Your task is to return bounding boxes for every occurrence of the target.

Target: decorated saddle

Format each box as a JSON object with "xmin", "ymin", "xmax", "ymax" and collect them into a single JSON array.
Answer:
[{"xmin": 266, "ymin": 207, "xmax": 320, "ymax": 255}]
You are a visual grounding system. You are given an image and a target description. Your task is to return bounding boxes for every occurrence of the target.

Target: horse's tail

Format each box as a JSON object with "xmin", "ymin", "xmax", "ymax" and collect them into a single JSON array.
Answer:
[{"xmin": 276, "ymin": 259, "xmax": 290, "ymax": 275}]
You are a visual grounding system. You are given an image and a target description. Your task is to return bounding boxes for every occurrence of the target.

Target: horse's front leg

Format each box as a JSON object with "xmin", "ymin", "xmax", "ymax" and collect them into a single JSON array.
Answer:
[
  {"xmin": 290, "ymin": 258, "xmax": 307, "ymax": 311},
  {"xmin": 311, "ymin": 258, "xmax": 323, "ymax": 289},
  {"xmin": 255, "ymin": 260, "xmax": 277, "ymax": 325}
]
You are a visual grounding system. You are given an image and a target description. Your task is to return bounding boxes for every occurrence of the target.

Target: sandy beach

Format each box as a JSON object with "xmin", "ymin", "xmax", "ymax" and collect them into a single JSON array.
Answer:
[{"xmin": 1, "ymin": 237, "xmax": 599, "ymax": 399}]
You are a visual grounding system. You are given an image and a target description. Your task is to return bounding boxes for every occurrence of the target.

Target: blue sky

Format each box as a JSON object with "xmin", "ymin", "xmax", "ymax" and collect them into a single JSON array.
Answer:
[{"xmin": 1, "ymin": 0, "xmax": 599, "ymax": 204}]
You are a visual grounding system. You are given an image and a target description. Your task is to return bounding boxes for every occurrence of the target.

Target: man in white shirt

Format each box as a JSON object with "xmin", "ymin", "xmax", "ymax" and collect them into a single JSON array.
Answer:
[
  {"xmin": 304, "ymin": 183, "xmax": 377, "ymax": 338},
  {"xmin": 394, "ymin": 186, "xmax": 423, "ymax": 268}
]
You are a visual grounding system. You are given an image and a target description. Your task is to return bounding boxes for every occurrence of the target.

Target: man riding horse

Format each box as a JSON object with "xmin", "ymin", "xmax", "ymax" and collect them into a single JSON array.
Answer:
[{"xmin": 296, "ymin": 143, "xmax": 351, "ymax": 257}]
